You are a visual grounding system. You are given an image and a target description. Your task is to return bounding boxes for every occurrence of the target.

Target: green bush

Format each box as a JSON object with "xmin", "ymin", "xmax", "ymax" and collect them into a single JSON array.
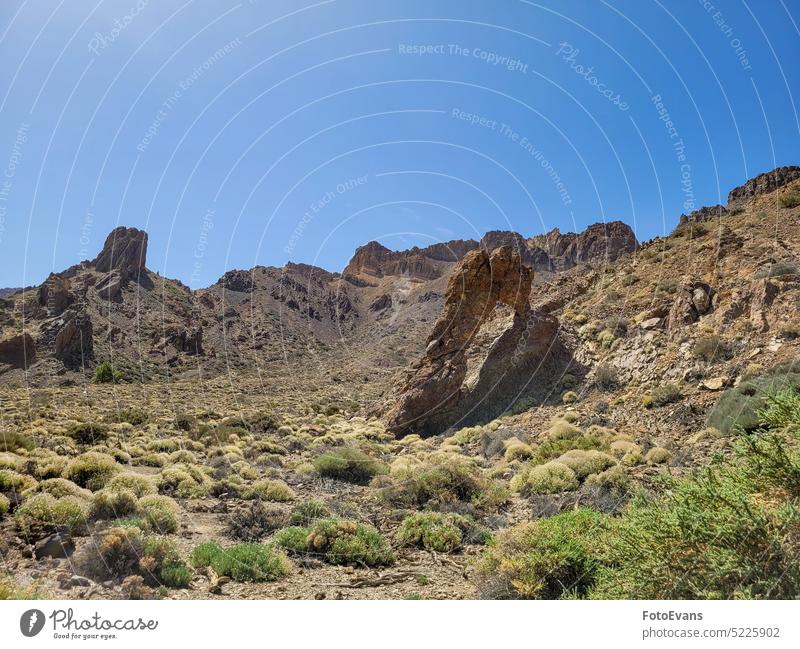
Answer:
[
  {"xmin": 532, "ymin": 435, "xmax": 604, "ymax": 465},
  {"xmin": 107, "ymin": 473, "xmax": 157, "ymax": 498},
  {"xmin": 141, "ymin": 536, "xmax": 192, "ymax": 588},
  {"xmin": 243, "ymin": 479, "xmax": 295, "ymax": 502},
  {"xmin": 649, "ymin": 383, "xmax": 682, "ymax": 407},
  {"xmin": 92, "ymin": 361, "xmax": 124, "ymax": 384},
  {"xmin": 106, "ymin": 408, "xmax": 148, "ymax": 426},
  {"xmin": 0, "ymin": 493, "xmax": 9, "ymax": 516},
  {"xmin": 25, "ymin": 477, "xmax": 91, "ymax": 500},
  {"xmin": 307, "ymin": 519, "xmax": 394, "ymax": 566},
  {"xmin": 67, "ymin": 422, "xmax": 109, "ymax": 445},
  {"xmin": 561, "ymin": 391, "xmax": 578, "ymax": 404},
  {"xmin": 693, "ymin": 334, "xmax": 729, "ymax": 362},
  {"xmin": 90, "ymin": 487, "xmax": 139, "ymax": 520},
  {"xmin": 645, "ymin": 447, "xmax": 671, "ymax": 465},
  {"xmin": 190, "ymin": 542, "xmax": 290, "ymax": 582},
  {"xmin": 290, "ymin": 500, "xmax": 331, "ymax": 526},
  {"xmin": 396, "ymin": 512, "xmax": 489, "ymax": 552},
  {"xmin": 553, "ymin": 450, "xmax": 617, "ymax": 480},
  {"xmin": 594, "ymin": 363, "xmax": 618, "ymax": 389},
  {"xmin": 707, "ymin": 365, "xmax": 800, "ymax": 434},
  {"xmin": 378, "ymin": 453, "xmax": 508, "ymax": 510},
  {"xmin": 274, "ymin": 519, "xmax": 394, "ymax": 567},
  {"xmin": 0, "ymin": 469, "xmax": 37, "ymax": 493},
  {"xmin": 546, "ymin": 420, "xmax": 583, "ymax": 441},
  {"xmin": 62, "ymin": 451, "xmax": 120, "ymax": 491},
  {"xmin": 475, "ymin": 508, "xmax": 612, "ymax": 599},
  {"xmin": 511, "ymin": 461, "xmax": 579, "ymax": 495},
  {"xmin": 15, "ymin": 493, "xmax": 89, "ymax": 534},
  {"xmin": 0, "ymin": 431, "xmax": 35, "ymax": 453},
  {"xmin": 779, "ymin": 191, "xmax": 800, "ymax": 209},
  {"xmin": 138, "ymin": 494, "xmax": 180, "ymax": 533},
  {"xmin": 487, "ymin": 387, "xmax": 800, "ymax": 600},
  {"xmin": 313, "ymin": 447, "xmax": 387, "ymax": 484},
  {"xmin": 272, "ymin": 526, "xmax": 311, "ymax": 554}
]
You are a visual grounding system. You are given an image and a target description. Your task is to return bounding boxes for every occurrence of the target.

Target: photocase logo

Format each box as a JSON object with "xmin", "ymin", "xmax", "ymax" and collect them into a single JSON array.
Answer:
[{"xmin": 20, "ymin": 609, "xmax": 45, "ymax": 637}]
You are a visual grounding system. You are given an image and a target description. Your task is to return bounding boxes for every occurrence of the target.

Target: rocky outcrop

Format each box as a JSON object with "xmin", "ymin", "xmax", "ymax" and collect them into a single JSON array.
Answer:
[
  {"xmin": 164, "ymin": 325, "xmax": 203, "ymax": 355},
  {"xmin": 52, "ymin": 310, "xmax": 93, "ymax": 365},
  {"xmin": 0, "ymin": 332, "xmax": 35, "ymax": 367},
  {"xmin": 38, "ymin": 274, "xmax": 74, "ymax": 315},
  {"xmin": 343, "ymin": 242, "xmax": 442, "ymax": 282},
  {"xmin": 668, "ymin": 279, "xmax": 714, "ymax": 331},
  {"xmin": 480, "ymin": 231, "xmax": 552, "ymax": 270},
  {"xmin": 750, "ymin": 279, "xmax": 780, "ymax": 332},
  {"xmin": 728, "ymin": 166, "xmax": 800, "ymax": 204},
  {"xmin": 92, "ymin": 227, "xmax": 148, "ymax": 280},
  {"xmin": 679, "ymin": 204, "xmax": 728, "ymax": 226},
  {"xmin": 219, "ymin": 270, "xmax": 255, "ymax": 293},
  {"xmin": 381, "ymin": 245, "xmax": 559, "ymax": 436},
  {"xmin": 95, "ymin": 271, "xmax": 123, "ymax": 301},
  {"xmin": 528, "ymin": 221, "xmax": 637, "ymax": 271}
]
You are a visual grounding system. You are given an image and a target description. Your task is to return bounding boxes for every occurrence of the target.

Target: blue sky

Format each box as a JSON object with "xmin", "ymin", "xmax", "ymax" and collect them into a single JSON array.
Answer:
[{"xmin": 0, "ymin": 0, "xmax": 798, "ymax": 288}]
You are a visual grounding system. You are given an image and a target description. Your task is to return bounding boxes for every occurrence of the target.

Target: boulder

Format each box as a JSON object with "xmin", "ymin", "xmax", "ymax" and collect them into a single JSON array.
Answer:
[
  {"xmin": 380, "ymin": 245, "xmax": 560, "ymax": 436},
  {"xmin": 34, "ymin": 530, "xmax": 75, "ymax": 559},
  {"xmin": 668, "ymin": 279, "xmax": 714, "ymax": 331},
  {"xmin": 750, "ymin": 279, "xmax": 780, "ymax": 332},
  {"xmin": 700, "ymin": 377, "xmax": 726, "ymax": 391},
  {"xmin": 640, "ymin": 317, "xmax": 663, "ymax": 330},
  {"xmin": 0, "ymin": 332, "xmax": 35, "ymax": 367}
]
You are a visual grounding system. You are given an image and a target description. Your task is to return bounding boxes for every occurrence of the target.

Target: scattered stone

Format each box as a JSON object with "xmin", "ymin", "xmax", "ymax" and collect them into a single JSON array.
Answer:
[
  {"xmin": 640, "ymin": 317, "xmax": 662, "ymax": 330},
  {"xmin": 34, "ymin": 531, "xmax": 75, "ymax": 559},
  {"xmin": 700, "ymin": 377, "xmax": 726, "ymax": 391}
]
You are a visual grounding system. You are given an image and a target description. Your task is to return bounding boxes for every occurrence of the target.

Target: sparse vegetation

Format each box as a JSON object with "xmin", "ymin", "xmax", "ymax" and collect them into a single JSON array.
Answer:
[
  {"xmin": 313, "ymin": 447, "xmax": 387, "ymax": 484},
  {"xmin": 191, "ymin": 542, "xmax": 291, "ymax": 582},
  {"xmin": 92, "ymin": 361, "xmax": 124, "ymax": 384},
  {"xmin": 274, "ymin": 519, "xmax": 394, "ymax": 567}
]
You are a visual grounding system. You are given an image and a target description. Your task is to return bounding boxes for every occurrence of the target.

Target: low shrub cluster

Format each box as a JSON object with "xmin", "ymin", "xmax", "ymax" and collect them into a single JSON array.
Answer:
[
  {"xmin": 376, "ymin": 453, "xmax": 508, "ymax": 510},
  {"xmin": 313, "ymin": 447, "xmax": 387, "ymax": 484},
  {"xmin": 273, "ymin": 519, "xmax": 394, "ymax": 566},
  {"xmin": 191, "ymin": 542, "xmax": 290, "ymax": 582},
  {"xmin": 395, "ymin": 512, "xmax": 489, "ymax": 552},
  {"xmin": 478, "ymin": 387, "xmax": 800, "ymax": 599}
]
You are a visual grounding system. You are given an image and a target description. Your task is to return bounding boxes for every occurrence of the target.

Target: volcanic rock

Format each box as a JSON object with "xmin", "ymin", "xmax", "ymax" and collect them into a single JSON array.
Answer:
[
  {"xmin": 0, "ymin": 332, "xmax": 35, "ymax": 367},
  {"xmin": 38, "ymin": 274, "xmax": 74, "ymax": 315},
  {"xmin": 52, "ymin": 310, "xmax": 93, "ymax": 364},
  {"xmin": 728, "ymin": 165, "xmax": 800, "ymax": 204},
  {"xmin": 668, "ymin": 279, "xmax": 714, "ymax": 331},
  {"xmin": 92, "ymin": 226, "xmax": 148, "ymax": 280},
  {"xmin": 381, "ymin": 245, "xmax": 559, "ymax": 436}
]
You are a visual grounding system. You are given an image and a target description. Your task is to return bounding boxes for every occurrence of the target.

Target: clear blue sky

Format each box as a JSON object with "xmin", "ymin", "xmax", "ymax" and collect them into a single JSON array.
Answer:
[{"xmin": 1, "ymin": 0, "xmax": 798, "ymax": 288}]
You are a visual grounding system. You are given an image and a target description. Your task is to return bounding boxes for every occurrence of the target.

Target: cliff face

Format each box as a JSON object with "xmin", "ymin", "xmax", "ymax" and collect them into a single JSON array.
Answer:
[
  {"xmin": 343, "ymin": 240, "xmax": 478, "ymax": 283},
  {"xmin": 345, "ymin": 220, "xmax": 638, "ymax": 282},
  {"xmin": 527, "ymin": 221, "xmax": 638, "ymax": 271},
  {"xmin": 728, "ymin": 166, "xmax": 800, "ymax": 204}
]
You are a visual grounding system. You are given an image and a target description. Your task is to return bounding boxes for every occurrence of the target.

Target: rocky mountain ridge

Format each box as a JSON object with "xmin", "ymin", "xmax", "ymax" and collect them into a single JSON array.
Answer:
[{"xmin": 1, "ymin": 164, "xmax": 798, "ymax": 403}]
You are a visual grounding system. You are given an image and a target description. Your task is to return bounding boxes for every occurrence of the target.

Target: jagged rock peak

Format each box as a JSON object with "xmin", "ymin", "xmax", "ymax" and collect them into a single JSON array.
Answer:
[
  {"xmin": 343, "ymin": 239, "xmax": 478, "ymax": 282},
  {"xmin": 92, "ymin": 227, "xmax": 148, "ymax": 278},
  {"xmin": 727, "ymin": 165, "xmax": 800, "ymax": 204}
]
